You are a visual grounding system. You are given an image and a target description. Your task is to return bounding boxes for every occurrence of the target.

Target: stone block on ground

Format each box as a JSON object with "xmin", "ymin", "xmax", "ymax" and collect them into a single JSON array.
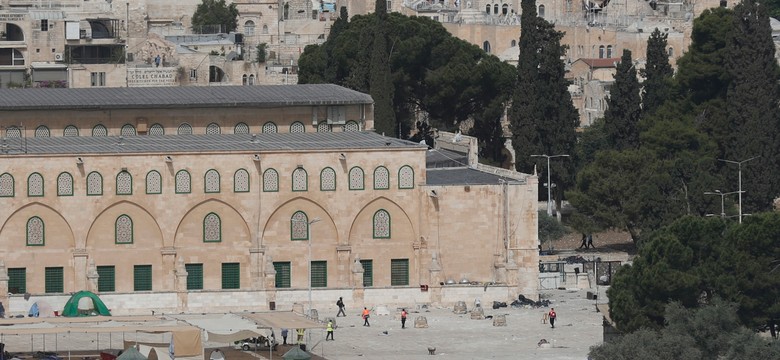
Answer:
[
  {"xmin": 493, "ymin": 314, "xmax": 507, "ymax": 327},
  {"xmin": 415, "ymin": 316, "xmax": 429, "ymax": 328},
  {"xmin": 470, "ymin": 306, "xmax": 484, "ymax": 320},
  {"xmin": 453, "ymin": 301, "xmax": 467, "ymax": 314}
]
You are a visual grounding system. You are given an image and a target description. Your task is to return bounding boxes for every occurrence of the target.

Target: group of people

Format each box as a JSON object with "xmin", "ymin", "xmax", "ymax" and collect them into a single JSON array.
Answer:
[
  {"xmin": 321, "ymin": 297, "xmax": 409, "ymax": 341},
  {"xmin": 579, "ymin": 233, "xmax": 595, "ymax": 249}
]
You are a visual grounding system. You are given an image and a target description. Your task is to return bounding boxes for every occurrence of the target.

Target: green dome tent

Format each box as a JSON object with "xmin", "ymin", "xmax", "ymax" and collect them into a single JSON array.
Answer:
[
  {"xmin": 117, "ymin": 346, "xmax": 147, "ymax": 360},
  {"xmin": 61, "ymin": 290, "xmax": 111, "ymax": 317}
]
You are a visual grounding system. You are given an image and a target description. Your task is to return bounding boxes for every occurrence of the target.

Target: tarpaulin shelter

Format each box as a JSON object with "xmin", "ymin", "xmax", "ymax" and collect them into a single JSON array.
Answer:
[
  {"xmin": 117, "ymin": 346, "xmax": 147, "ymax": 360},
  {"xmin": 62, "ymin": 290, "xmax": 111, "ymax": 317},
  {"xmin": 28, "ymin": 300, "xmax": 55, "ymax": 317},
  {"xmin": 282, "ymin": 346, "xmax": 311, "ymax": 360}
]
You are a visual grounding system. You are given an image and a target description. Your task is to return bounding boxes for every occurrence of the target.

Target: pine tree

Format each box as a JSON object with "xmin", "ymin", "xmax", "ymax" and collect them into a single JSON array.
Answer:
[
  {"xmin": 724, "ymin": 0, "xmax": 780, "ymax": 211},
  {"xmin": 369, "ymin": 1, "xmax": 396, "ymax": 136},
  {"xmin": 642, "ymin": 28, "xmax": 673, "ymax": 115},
  {"xmin": 510, "ymin": 0, "xmax": 578, "ymax": 211},
  {"xmin": 603, "ymin": 49, "xmax": 642, "ymax": 150}
]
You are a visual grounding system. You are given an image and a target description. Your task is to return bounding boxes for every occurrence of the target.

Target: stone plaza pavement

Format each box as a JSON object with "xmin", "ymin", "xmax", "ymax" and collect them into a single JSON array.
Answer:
[
  {"xmin": 0, "ymin": 289, "xmax": 607, "ymax": 360},
  {"xmin": 290, "ymin": 289, "xmax": 606, "ymax": 360}
]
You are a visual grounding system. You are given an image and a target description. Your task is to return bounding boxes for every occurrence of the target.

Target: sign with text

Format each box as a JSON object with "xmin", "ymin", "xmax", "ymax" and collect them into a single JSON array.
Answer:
[
  {"xmin": 127, "ymin": 68, "xmax": 178, "ymax": 87},
  {"xmin": 0, "ymin": 14, "xmax": 26, "ymax": 21}
]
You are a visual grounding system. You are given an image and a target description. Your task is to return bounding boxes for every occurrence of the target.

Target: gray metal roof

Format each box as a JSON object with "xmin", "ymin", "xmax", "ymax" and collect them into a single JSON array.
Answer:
[
  {"xmin": 0, "ymin": 84, "xmax": 374, "ymax": 111},
  {"xmin": 0, "ymin": 131, "xmax": 425, "ymax": 156},
  {"xmin": 426, "ymin": 167, "xmax": 520, "ymax": 186},
  {"xmin": 426, "ymin": 148, "xmax": 469, "ymax": 168}
]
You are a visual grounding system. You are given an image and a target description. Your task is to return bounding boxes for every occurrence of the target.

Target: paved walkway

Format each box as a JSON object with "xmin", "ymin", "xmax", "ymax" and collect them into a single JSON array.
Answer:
[
  {"xmin": 0, "ymin": 289, "xmax": 608, "ymax": 360},
  {"xmin": 291, "ymin": 289, "xmax": 606, "ymax": 360}
]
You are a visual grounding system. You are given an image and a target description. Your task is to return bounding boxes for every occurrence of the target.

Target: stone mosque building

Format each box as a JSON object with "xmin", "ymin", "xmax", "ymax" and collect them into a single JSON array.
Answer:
[{"xmin": 0, "ymin": 84, "xmax": 539, "ymax": 315}]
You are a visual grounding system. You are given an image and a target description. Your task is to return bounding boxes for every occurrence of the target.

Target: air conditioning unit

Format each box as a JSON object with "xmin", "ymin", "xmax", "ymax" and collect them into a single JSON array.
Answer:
[{"xmin": 54, "ymin": 53, "xmax": 64, "ymax": 61}]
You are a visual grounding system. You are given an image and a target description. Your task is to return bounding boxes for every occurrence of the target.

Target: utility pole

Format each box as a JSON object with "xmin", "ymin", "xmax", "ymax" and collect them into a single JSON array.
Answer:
[
  {"xmin": 718, "ymin": 156, "xmax": 758, "ymax": 224},
  {"xmin": 530, "ymin": 154, "xmax": 570, "ymax": 217}
]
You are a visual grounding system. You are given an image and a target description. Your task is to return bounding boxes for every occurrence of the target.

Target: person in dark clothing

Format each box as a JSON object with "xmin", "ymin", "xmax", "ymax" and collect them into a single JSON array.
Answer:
[
  {"xmin": 579, "ymin": 233, "xmax": 588, "ymax": 249},
  {"xmin": 401, "ymin": 309, "xmax": 408, "ymax": 329},
  {"xmin": 336, "ymin": 297, "xmax": 346, "ymax": 317},
  {"xmin": 281, "ymin": 328, "xmax": 288, "ymax": 345},
  {"xmin": 587, "ymin": 234, "xmax": 594, "ymax": 249}
]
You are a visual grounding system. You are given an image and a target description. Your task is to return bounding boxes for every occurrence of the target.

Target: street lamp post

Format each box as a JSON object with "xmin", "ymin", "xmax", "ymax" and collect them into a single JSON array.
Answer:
[
  {"xmin": 704, "ymin": 190, "xmax": 741, "ymax": 218},
  {"xmin": 530, "ymin": 154, "xmax": 570, "ymax": 217},
  {"xmin": 718, "ymin": 156, "xmax": 758, "ymax": 224}
]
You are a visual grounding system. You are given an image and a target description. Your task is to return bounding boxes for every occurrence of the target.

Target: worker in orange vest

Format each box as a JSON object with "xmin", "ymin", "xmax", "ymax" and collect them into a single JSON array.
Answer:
[{"xmin": 362, "ymin": 307, "xmax": 371, "ymax": 327}]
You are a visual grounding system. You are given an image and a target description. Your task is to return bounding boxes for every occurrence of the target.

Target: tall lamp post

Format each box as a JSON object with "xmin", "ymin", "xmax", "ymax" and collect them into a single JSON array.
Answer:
[
  {"xmin": 718, "ymin": 156, "xmax": 758, "ymax": 224},
  {"xmin": 704, "ymin": 190, "xmax": 741, "ymax": 218},
  {"xmin": 530, "ymin": 154, "xmax": 570, "ymax": 216}
]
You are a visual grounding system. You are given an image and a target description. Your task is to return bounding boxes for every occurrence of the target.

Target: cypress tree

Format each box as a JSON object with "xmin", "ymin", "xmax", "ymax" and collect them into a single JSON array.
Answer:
[
  {"xmin": 603, "ymin": 49, "xmax": 642, "ymax": 150},
  {"xmin": 724, "ymin": 0, "xmax": 780, "ymax": 211},
  {"xmin": 642, "ymin": 28, "xmax": 673, "ymax": 115},
  {"xmin": 510, "ymin": 0, "xmax": 578, "ymax": 211},
  {"xmin": 369, "ymin": 0, "xmax": 396, "ymax": 136}
]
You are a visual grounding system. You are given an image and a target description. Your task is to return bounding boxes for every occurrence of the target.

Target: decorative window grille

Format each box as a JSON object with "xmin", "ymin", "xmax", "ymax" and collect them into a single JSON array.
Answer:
[
  {"xmin": 234, "ymin": 122, "xmax": 249, "ymax": 134},
  {"xmin": 177, "ymin": 123, "xmax": 193, "ymax": 135},
  {"xmin": 92, "ymin": 124, "xmax": 108, "ymax": 136},
  {"xmin": 0, "ymin": 173, "xmax": 14, "ymax": 197},
  {"xmin": 175, "ymin": 170, "xmax": 191, "ymax": 193},
  {"xmin": 290, "ymin": 122, "xmax": 305, "ymax": 133},
  {"xmin": 374, "ymin": 166, "xmax": 389, "ymax": 190},
  {"xmin": 234, "ymin": 169, "xmax": 250, "ymax": 192},
  {"xmin": 291, "ymin": 211, "xmax": 308, "ymax": 240},
  {"xmin": 116, "ymin": 171, "xmax": 132, "ymax": 195},
  {"xmin": 149, "ymin": 124, "xmax": 165, "ymax": 135},
  {"xmin": 262, "ymin": 122, "xmax": 277, "ymax": 133},
  {"xmin": 398, "ymin": 166, "xmax": 414, "ymax": 189},
  {"xmin": 206, "ymin": 123, "xmax": 221, "ymax": 135},
  {"xmin": 204, "ymin": 213, "xmax": 221, "ymax": 242},
  {"xmin": 57, "ymin": 172, "xmax": 73, "ymax": 196},
  {"xmin": 146, "ymin": 171, "xmax": 162, "ymax": 194},
  {"xmin": 87, "ymin": 172, "xmax": 103, "ymax": 195},
  {"xmin": 121, "ymin": 124, "xmax": 137, "ymax": 136},
  {"xmin": 35, "ymin": 126, "xmax": 50, "ymax": 137},
  {"xmin": 373, "ymin": 209, "xmax": 391, "ymax": 238},
  {"xmin": 349, "ymin": 167, "xmax": 364, "ymax": 190},
  {"xmin": 63, "ymin": 125, "xmax": 79, "ymax": 137},
  {"xmin": 115, "ymin": 215, "xmax": 133, "ymax": 244},
  {"xmin": 27, "ymin": 173, "xmax": 43, "ymax": 197},
  {"xmin": 263, "ymin": 169, "xmax": 278, "ymax": 192},
  {"xmin": 292, "ymin": 168, "xmax": 307, "ymax": 191},
  {"xmin": 320, "ymin": 167, "xmax": 336, "ymax": 191},
  {"xmin": 205, "ymin": 169, "xmax": 220, "ymax": 193},
  {"xmin": 26, "ymin": 216, "xmax": 44, "ymax": 246}
]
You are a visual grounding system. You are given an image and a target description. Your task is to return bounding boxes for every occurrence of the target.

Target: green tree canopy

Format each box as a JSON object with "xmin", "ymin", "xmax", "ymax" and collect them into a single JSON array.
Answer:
[
  {"xmin": 590, "ymin": 300, "xmax": 780, "ymax": 360},
  {"xmin": 191, "ymin": 0, "xmax": 239, "ymax": 34},
  {"xmin": 297, "ymin": 12, "xmax": 515, "ymax": 163},
  {"xmin": 607, "ymin": 214, "xmax": 780, "ymax": 334},
  {"xmin": 641, "ymin": 28, "xmax": 673, "ymax": 115}
]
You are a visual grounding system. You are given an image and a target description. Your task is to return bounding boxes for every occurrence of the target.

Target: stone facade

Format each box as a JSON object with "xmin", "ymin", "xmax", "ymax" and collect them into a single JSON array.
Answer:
[{"xmin": 0, "ymin": 85, "xmax": 539, "ymax": 315}]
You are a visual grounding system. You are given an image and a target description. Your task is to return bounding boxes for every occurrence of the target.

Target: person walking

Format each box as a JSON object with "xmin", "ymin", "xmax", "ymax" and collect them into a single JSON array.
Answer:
[
  {"xmin": 326, "ymin": 320, "xmax": 334, "ymax": 341},
  {"xmin": 296, "ymin": 328, "xmax": 305, "ymax": 344},
  {"xmin": 281, "ymin": 328, "xmax": 288, "ymax": 345},
  {"xmin": 548, "ymin": 308, "xmax": 557, "ymax": 329},
  {"xmin": 336, "ymin": 297, "xmax": 346, "ymax": 317},
  {"xmin": 579, "ymin": 233, "xmax": 588, "ymax": 249},
  {"xmin": 401, "ymin": 308, "xmax": 408, "ymax": 329},
  {"xmin": 362, "ymin": 307, "xmax": 371, "ymax": 327},
  {"xmin": 587, "ymin": 234, "xmax": 594, "ymax": 249}
]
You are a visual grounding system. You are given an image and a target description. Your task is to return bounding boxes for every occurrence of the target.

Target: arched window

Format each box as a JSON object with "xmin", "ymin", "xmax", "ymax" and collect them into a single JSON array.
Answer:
[
  {"xmin": 149, "ymin": 124, "xmax": 165, "ymax": 135},
  {"xmin": 244, "ymin": 20, "xmax": 255, "ymax": 36},
  {"xmin": 121, "ymin": 124, "xmax": 136, "ymax": 136},
  {"xmin": 5, "ymin": 126, "xmax": 21, "ymax": 138},
  {"xmin": 234, "ymin": 169, "xmax": 250, "ymax": 192},
  {"xmin": 399, "ymin": 165, "xmax": 414, "ymax": 189},
  {"xmin": 373, "ymin": 209, "xmax": 391, "ymax": 239},
  {"xmin": 263, "ymin": 168, "xmax": 279, "ymax": 192},
  {"xmin": 35, "ymin": 126, "xmax": 50, "ymax": 138},
  {"xmin": 599, "ymin": 45, "xmax": 605, "ymax": 58},
  {"xmin": 374, "ymin": 166, "xmax": 390, "ymax": 190},
  {"xmin": 242, "ymin": 74, "xmax": 248, "ymax": 85},
  {"xmin": 262, "ymin": 122, "xmax": 278, "ymax": 133},
  {"xmin": 290, "ymin": 121, "xmax": 305, "ymax": 133},
  {"xmin": 494, "ymin": 4, "xmax": 499, "ymax": 14},
  {"xmin": 204, "ymin": 213, "xmax": 222, "ymax": 242},
  {"xmin": 539, "ymin": 4, "xmax": 545, "ymax": 18},
  {"xmin": 483, "ymin": 41, "xmax": 491, "ymax": 53},
  {"xmin": 206, "ymin": 123, "xmax": 221, "ymax": 135},
  {"xmin": 283, "ymin": 2, "xmax": 290, "ymax": 20},
  {"xmin": 349, "ymin": 167, "xmax": 364, "ymax": 190},
  {"xmin": 607, "ymin": 45, "xmax": 613, "ymax": 58},
  {"xmin": 87, "ymin": 171, "xmax": 103, "ymax": 195},
  {"xmin": 0, "ymin": 173, "xmax": 14, "ymax": 197},
  {"xmin": 116, "ymin": 171, "xmax": 132, "ymax": 195},
  {"xmin": 57, "ymin": 172, "xmax": 73, "ymax": 196},
  {"xmin": 178, "ymin": 123, "xmax": 193, "ymax": 135},
  {"xmin": 115, "ymin": 215, "xmax": 133, "ymax": 244},
  {"xmin": 502, "ymin": 4, "xmax": 509, "ymax": 15},
  {"xmin": 175, "ymin": 170, "xmax": 191, "ymax": 194},
  {"xmin": 234, "ymin": 122, "xmax": 250, "ymax": 134},
  {"xmin": 668, "ymin": 47, "xmax": 674, "ymax": 57},
  {"xmin": 317, "ymin": 122, "xmax": 331, "ymax": 132},
  {"xmin": 27, "ymin": 173, "xmax": 43, "ymax": 197},
  {"xmin": 92, "ymin": 124, "xmax": 108, "ymax": 136},
  {"xmin": 205, "ymin": 169, "xmax": 220, "ymax": 193},
  {"xmin": 343, "ymin": 121, "xmax": 360, "ymax": 132},
  {"xmin": 63, "ymin": 125, "xmax": 79, "ymax": 137},
  {"xmin": 262, "ymin": 24, "xmax": 269, "ymax": 34},
  {"xmin": 26, "ymin": 216, "xmax": 44, "ymax": 246},
  {"xmin": 292, "ymin": 167, "xmax": 307, "ymax": 191},
  {"xmin": 290, "ymin": 211, "xmax": 309, "ymax": 240},
  {"xmin": 146, "ymin": 170, "xmax": 162, "ymax": 194},
  {"xmin": 249, "ymin": 74, "xmax": 255, "ymax": 85},
  {"xmin": 485, "ymin": 4, "xmax": 490, "ymax": 13},
  {"xmin": 320, "ymin": 167, "xmax": 336, "ymax": 191},
  {"xmin": 511, "ymin": 39, "xmax": 517, "ymax": 47}
]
